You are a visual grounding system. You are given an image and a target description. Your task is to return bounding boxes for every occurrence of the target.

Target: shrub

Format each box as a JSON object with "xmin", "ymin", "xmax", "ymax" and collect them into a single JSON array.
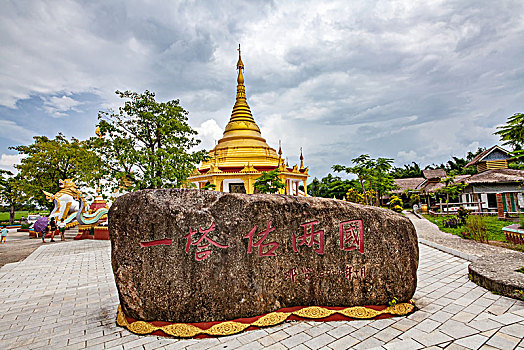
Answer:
[
  {"xmin": 465, "ymin": 215, "xmax": 488, "ymax": 242},
  {"xmin": 406, "ymin": 192, "xmax": 420, "ymax": 208},
  {"xmin": 442, "ymin": 208, "xmax": 469, "ymax": 229},
  {"xmin": 392, "ymin": 205, "xmax": 403, "ymax": 213},
  {"xmin": 443, "ymin": 216, "xmax": 463, "ymax": 228},
  {"xmin": 457, "ymin": 207, "xmax": 469, "ymax": 222},
  {"xmin": 345, "ymin": 188, "xmax": 365, "ymax": 204},
  {"xmin": 520, "ymin": 215, "xmax": 524, "ymax": 229},
  {"xmin": 21, "ymin": 223, "xmax": 30, "ymax": 229},
  {"xmin": 389, "ymin": 195, "xmax": 404, "ymax": 213},
  {"xmin": 389, "ymin": 195, "xmax": 402, "ymax": 207},
  {"xmin": 254, "ymin": 170, "xmax": 285, "ymax": 194},
  {"xmin": 410, "ymin": 193, "xmax": 420, "ymax": 204},
  {"xmin": 202, "ymin": 181, "xmax": 216, "ymax": 190}
]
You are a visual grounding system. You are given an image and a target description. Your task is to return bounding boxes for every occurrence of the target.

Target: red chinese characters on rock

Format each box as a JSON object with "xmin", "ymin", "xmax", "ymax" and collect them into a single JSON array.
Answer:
[
  {"xmin": 139, "ymin": 239, "xmax": 172, "ymax": 247},
  {"xmin": 284, "ymin": 267, "xmax": 298, "ymax": 283},
  {"xmin": 244, "ymin": 221, "xmax": 279, "ymax": 257},
  {"xmin": 339, "ymin": 219, "xmax": 364, "ymax": 254},
  {"xmin": 344, "ymin": 265, "xmax": 366, "ymax": 281},
  {"xmin": 144, "ymin": 218, "xmax": 365, "ymax": 262},
  {"xmin": 184, "ymin": 222, "xmax": 228, "ymax": 261},
  {"xmin": 301, "ymin": 267, "xmax": 313, "ymax": 282},
  {"xmin": 293, "ymin": 220, "xmax": 325, "ymax": 255},
  {"xmin": 284, "ymin": 264, "xmax": 365, "ymax": 283}
]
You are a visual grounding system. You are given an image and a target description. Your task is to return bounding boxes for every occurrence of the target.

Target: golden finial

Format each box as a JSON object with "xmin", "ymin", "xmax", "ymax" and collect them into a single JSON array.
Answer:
[
  {"xmin": 278, "ymin": 140, "xmax": 282, "ymax": 158},
  {"xmin": 300, "ymin": 147, "xmax": 304, "ymax": 170},
  {"xmin": 237, "ymin": 44, "xmax": 244, "ymax": 85},
  {"xmin": 237, "ymin": 44, "xmax": 244, "ymax": 70}
]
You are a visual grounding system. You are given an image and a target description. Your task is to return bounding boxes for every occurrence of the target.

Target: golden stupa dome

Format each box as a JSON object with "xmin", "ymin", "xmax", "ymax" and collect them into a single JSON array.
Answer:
[{"xmin": 199, "ymin": 45, "xmax": 280, "ymax": 171}]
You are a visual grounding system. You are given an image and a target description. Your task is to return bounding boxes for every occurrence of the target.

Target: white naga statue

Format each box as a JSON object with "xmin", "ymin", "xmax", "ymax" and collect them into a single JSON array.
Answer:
[
  {"xmin": 43, "ymin": 179, "xmax": 108, "ymax": 225},
  {"xmin": 43, "ymin": 179, "xmax": 85, "ymax": 221}
]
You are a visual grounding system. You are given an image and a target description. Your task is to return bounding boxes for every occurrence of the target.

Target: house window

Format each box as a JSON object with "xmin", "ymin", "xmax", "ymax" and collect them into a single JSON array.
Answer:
[{"xmin": 487, "ymin": 193, "xmax": 497, "ymax": 208}]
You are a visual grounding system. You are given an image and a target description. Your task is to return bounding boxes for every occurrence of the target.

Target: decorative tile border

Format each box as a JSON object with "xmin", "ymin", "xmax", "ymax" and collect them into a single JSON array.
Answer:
[
  {"xmin": 117, "ymin": 302, "xmax": 415, "ymax": 338},
  {"xmin": 502, "ymin": 225, "xmax": 524, "ymax": 244}
]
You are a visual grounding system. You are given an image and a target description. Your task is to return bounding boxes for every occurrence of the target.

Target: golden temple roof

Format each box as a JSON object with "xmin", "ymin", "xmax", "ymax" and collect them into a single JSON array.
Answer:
[{"xmin": 198, "ymin": 45, "xmax": 282, "ymax": 171}]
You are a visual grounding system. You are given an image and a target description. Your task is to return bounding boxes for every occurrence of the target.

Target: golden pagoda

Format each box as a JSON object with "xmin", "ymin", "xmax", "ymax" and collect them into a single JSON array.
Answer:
[{"xmin": 188, "ymin": 45, "xmax": 309, "ymax": 195}]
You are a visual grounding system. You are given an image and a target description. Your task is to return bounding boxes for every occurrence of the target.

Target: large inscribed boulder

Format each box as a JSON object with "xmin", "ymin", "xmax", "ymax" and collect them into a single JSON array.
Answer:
[{"xmin": 110, "ymin": 189, "xmax": 418, "ymax": 324}]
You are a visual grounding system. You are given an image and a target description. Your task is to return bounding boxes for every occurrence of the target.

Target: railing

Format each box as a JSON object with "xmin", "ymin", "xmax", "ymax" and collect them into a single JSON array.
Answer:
[
  {"xmin": 428, "ymin": 210, "xmax": 497, "ymax": 216},
  {"xmin": 427, "ymin": 200, "xmax": 491, "ymax": 216}
]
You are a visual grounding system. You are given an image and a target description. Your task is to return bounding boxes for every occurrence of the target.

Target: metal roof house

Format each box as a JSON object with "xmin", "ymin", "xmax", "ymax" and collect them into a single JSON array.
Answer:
[
  {"xmin": 392, "ymin": 145, "xmax": 524, "ymax": 215},
  {"xmin": 461, "ymin": 146, "xmax": 524, "ymax": 215}
]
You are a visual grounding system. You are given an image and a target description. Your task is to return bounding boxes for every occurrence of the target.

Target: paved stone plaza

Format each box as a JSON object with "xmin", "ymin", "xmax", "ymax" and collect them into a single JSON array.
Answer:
[{"xmin": 0, "ymin": 237, "xmax": 523, "ymax": 349}]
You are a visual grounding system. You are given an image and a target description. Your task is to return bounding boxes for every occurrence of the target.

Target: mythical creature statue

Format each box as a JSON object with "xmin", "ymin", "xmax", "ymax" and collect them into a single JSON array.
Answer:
[
  {"xmin": 43, "ymin": 179, "xmax": 85, "ymax": 222},
  {"xmin": 43, "ymin": 179, "xmax": 108, "ymax": 226}
]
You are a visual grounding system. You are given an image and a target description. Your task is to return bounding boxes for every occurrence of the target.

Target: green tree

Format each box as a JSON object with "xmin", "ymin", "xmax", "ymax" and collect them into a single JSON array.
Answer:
[
  {"xmin": 392, "ymin": 149, "xmax": 485, "ymax": 179},
  {"xmin": 371, "ymin": 157, "xmax": 396, "ymax": 205},
  {"xmin": 307, "ymin": 174, "xmax": 357, "ymax": 199},
  {"xmin": 333, "ymin": 154, "xmax": 372, "ymax": 204},
  {"xmin": 438, "ymin": 175, "xmax": 466, "ymax": 211},
  {"xmin": 10, "ymin": 134, "xmax": 101, "ymax": 209},
  {"xmin": 254, "ymin": 170, "xmax": 285, "ymax": 194},
  {"xmin": 0, "ymin": 171, "xmax": 25, "ymax": 223},
  {"xmin": 307, "ymin": 177, "xmax": 323, "ymax": 197},
  {"xmin": 93, "ymin": 90, "xmax": 208, "ymax": 191},
  {"xmin": 419, "ymin": 148, "xmax": 485, "ymax": 177},
  {"xmin": 443, "ymin": 156, "xmax": 476, "ymax": 175},
  {"xmin": 333, "ymin": 155, "xmax": 396, "ymax": 205},
  {"xmin": 495, "ymin": 112, "xmax": 524, "ymax": 160},
  {"xmin": 390, "ymin": 162, "xmax": 422, "ymax": 179},
  {"xmin": 441, "ymin": 148, "xmax": 484, "ymax": 175}
]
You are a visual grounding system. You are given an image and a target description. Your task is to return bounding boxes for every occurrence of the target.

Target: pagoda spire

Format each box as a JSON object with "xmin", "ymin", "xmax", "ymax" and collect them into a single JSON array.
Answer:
[
  {"xmin": 300, "ymin": 147, "xmax": 304, "ymax": 170},
  {"xmin": 219, "ymin": 45, "xmax": 266, "ymax": 144},
  {"xmin": 228, "ymin": 44, "xmax": 254, "ymax": 123},
  {"xmin": 237, "ymin": 44, "xmax": 244, "ymax": 84}
]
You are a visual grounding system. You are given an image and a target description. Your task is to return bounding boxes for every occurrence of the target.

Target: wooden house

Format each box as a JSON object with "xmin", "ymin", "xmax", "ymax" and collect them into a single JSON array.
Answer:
[
  {"xmin": 461, "ymin": 145, "xmax": 524, "ymax": 215},
  {"xmin": 392, "ymin": 145, "xmax": 524, "ymax": 214}
]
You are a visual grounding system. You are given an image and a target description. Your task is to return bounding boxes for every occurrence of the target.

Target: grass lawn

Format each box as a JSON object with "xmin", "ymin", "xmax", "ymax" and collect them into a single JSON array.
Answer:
[
  {"xmin": 422, "ymin": 214, "xmax": 509, "ymax": 242},
  {"xmin": 0, "ymin": 211, "xmax": 49, "ymax": 222}
]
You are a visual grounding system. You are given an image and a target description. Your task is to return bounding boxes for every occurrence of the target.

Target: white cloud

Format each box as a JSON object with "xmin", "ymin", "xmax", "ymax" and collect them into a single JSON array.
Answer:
[
  {"xmin": 397, "ymin": 150, "xmax": 418, "ymax": 162},
  {"xmin": 0, "ymin": 0, "xmax": 523, "ymax": 179},
  {"xmin": 195, "ymin": 119, "xmax": 223, "ymax": 151},
  {"xmin": 0, "ymin": 153, "xmax": 23, "ymax": 172},
  {"xmin": 0, "ymin": 120, "xmax": 35, "ymax": 143},
  {"xmin": 43, "ymin": 95, "xmax": 82, "ymax": 117}
]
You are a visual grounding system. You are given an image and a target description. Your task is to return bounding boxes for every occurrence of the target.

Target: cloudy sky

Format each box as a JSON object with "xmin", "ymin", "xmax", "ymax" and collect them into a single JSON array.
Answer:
[{"xmin": 1, "ymin": 0, "xmax": 523, "ymax": 180}]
